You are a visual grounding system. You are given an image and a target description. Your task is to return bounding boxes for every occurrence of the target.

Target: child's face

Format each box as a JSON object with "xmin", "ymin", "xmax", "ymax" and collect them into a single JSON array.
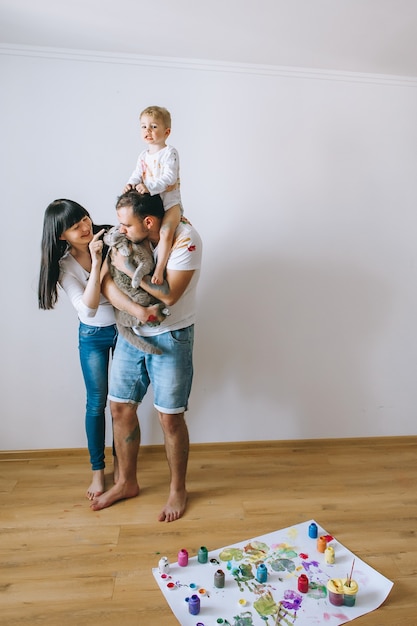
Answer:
[{"xmin": 140, "ymin": 114, "xmax": 170, "ymax": 149}]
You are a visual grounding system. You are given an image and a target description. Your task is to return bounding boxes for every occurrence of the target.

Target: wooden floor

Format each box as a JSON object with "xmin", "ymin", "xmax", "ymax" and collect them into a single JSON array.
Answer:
[{"xmin": 0, "ymin": 437, "xmax": 416, "ymax": 625}]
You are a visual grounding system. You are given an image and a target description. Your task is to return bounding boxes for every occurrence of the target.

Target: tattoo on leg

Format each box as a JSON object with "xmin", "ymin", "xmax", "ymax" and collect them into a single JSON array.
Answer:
[{"xmin": 125, "ymin": 423, "xmax": 140, "ymax": 443}]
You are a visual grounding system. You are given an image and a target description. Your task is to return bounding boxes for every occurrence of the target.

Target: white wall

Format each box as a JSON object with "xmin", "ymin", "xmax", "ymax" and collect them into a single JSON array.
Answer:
[{"xmin": 1, "ymin": 47, "xmax": 417, "ymax": 450}]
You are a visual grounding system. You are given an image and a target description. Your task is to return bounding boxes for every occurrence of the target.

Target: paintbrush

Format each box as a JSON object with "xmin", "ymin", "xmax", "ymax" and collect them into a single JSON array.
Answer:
[{"xmin": 346, "ymin": 558, "xmax": 355, "ymax": 587}]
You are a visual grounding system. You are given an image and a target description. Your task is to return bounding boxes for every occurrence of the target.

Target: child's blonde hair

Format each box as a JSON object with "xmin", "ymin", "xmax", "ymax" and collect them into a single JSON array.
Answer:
[{"xmin": 140, "ymin": 106, "xmax": 171, "ymax": 129}]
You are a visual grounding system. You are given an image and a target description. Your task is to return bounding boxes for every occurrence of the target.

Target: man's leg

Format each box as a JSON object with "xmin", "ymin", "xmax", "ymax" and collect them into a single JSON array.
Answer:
[
  {"xmin": 157, "ymin": 412, "xmax": 189, "ymax": 522},
  {"xmin": 90, "ymin": 401, "xmax": 140, "ymax": 510}
]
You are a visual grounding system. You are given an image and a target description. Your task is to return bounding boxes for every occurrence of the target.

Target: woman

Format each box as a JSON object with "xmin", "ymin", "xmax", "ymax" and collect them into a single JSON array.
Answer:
[{"xmin": 38, "ymin": 199, "xmax": 162, "ymax": 500}]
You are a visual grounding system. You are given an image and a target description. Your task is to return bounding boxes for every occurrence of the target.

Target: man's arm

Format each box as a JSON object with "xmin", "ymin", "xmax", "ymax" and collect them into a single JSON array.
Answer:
[
  {"xmin": 100, "ymin": 263, "xmax": 166, "ymax": 324},
  {"xmin": 140, "ymin": 268, "xmax": 195, "ymax": 307},
  {"xmin": 108, "ymin": 247, "xmax": 195, "ymax": 307}
]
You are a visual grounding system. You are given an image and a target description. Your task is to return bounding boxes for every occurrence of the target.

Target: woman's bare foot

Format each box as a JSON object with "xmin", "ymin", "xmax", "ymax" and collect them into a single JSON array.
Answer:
[
  {"xmin": 90, "ymin": 480, "xmax": 140, "ymax": 511},
  {"xmin": 158, "ymin": 488, "xmax": 188, "ymax": 522},
  {"xmin": 86, "ymin": 469, "xmax": 105, "ymax": 500}
]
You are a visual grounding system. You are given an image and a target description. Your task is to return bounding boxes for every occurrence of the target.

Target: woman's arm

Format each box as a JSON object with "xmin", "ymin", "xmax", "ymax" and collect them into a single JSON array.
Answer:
[{"xmin": 81, "ymin": 229, "xmax": 105, "ymax": 310}]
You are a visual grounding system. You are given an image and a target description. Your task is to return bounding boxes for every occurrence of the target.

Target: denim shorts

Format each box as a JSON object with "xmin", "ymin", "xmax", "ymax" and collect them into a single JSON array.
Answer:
[{"xmin": 108, "ymin": 325, "xmax": 194, "ymax": 414}]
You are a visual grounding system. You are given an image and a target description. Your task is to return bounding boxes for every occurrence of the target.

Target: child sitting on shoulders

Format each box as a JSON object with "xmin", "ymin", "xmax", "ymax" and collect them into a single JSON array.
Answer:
[{"xmin": 124, "ymin": 105, "xmax": 182, "ymax": 285}]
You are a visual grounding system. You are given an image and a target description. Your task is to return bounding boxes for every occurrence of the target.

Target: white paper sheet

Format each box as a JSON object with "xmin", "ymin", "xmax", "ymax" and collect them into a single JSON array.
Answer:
[{"xmin": 152, "ymin": 520, "xmax": 393, "ymax": 625}]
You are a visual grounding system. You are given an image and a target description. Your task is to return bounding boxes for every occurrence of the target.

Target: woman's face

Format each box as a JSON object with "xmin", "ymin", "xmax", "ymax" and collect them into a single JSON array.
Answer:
[{"xmin": 59, "ymin": 215, "xmax": 93, "ymax": 248}]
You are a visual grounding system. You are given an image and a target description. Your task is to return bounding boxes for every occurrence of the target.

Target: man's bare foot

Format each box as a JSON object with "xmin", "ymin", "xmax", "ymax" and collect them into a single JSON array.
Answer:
[
  {"xmin": 113, "ymin": 456, "xmax": 119, "ymax": 484},
  {"xmin": 86, "ymin": 469, "xmax": 105, "ymax": 500},
  {"xmin": 90, "ymin": 481, "xmax": 139, "ymax": 511},
  {"xmin": 158, "ymin": 489, "xmax": 188, "ymax": 522}
]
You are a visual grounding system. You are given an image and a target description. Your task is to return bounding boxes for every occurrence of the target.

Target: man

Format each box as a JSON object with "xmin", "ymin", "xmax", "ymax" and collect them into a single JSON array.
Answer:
[{"xmin": 91, "ymin": 191, "xmax": 202, "ymax": 522}]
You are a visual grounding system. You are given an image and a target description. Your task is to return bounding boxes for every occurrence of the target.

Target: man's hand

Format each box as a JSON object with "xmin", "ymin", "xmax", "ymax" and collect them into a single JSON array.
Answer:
[
  {"xmin": 110, "ymin": 248, "xmax": 135, "ymax": 278},
  {"xmin": 132, "ymin": 302, "xmax": 170, "ymax": 326}
]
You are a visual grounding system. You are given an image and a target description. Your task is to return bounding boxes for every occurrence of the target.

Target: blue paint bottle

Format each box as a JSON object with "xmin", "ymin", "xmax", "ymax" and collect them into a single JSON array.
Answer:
[
  {"xmin": 256, "ymin": 563, "xmax": 268, "ymax": 583},
  {"xmin": 308, "ymin": 522, "xmax": 318, "ymax": 538},
  {"xmin": 188, "ymin": 594, "xmax": 200, "ymax": 615}
]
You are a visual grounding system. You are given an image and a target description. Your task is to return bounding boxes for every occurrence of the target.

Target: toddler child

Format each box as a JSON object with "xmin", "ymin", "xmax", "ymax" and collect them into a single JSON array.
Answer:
[{"xmin": 124, "ymin": 105, "xmax": 182, "ymax": 285}]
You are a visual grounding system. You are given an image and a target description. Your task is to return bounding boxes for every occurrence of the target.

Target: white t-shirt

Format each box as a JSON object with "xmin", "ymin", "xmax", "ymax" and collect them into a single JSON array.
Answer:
[
  {"xmin": 133, "ymin": 218, "xmax": 202, "ymax": 337},
  {"xmin": 59, "ymin": 253, "xmax": 116, "ymax": 326},
  {"xmin": 127, "ymin": 145, "xmax": 182, "ymax": 211}
]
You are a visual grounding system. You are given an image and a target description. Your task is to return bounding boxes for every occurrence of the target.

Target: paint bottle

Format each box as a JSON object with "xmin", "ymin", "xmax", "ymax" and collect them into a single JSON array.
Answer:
[
  {"xmin": 178, "ymin": 548, "xmax": 189, "ymax": 566},
  {"xmin": 317, "ymin": 535, "xmax": 327, "ymax": 553},
  {"xmin": 256, "ymin": 563, "xmax": 268, "ymax": 583},
  {"xmin": 327, "ymin": 578, "xmax": 344, "ymax": 606},
  {"xmin": 297, "ymin": 574, "xmax": 309, "ymax": 593},
  {"xmin": 158, "ymin": 556, "xmax": 170, "ymax": 574},
  {"xmin": 324, "ymin": 545, "xmax": 335, "ymax": 564},
  {"xmin": 188, "ymin": 593, "xmax": 200, "ymax": 615},
  {"xmin": 214, "ymin": 569, "xmax": 225, "ymax": 588},
  {"xmin": 198, "ymin": 546, "xmax": 208, "ymax": 563},
  {"xmin": 308, "ymin": 522, "xmax": 318, "ymax": 538},
  {"xmin": 342, "ymin": 578, "xmax": 359, "ymax": 607}
]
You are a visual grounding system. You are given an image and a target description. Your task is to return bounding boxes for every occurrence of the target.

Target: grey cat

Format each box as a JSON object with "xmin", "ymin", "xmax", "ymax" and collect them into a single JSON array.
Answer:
[{"xmin": 103, "ymin": 225, "xmax": 169, "ymax": 355}]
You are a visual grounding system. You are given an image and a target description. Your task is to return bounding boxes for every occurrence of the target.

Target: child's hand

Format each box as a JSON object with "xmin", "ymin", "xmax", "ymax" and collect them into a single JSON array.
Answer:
[
  {"xmin": 135, "ymin": 183, "xmax": 149, "ymax": 194},
  {"xmin": 123, "ymin": 183, "xmax": 134, "ymax": 193}
]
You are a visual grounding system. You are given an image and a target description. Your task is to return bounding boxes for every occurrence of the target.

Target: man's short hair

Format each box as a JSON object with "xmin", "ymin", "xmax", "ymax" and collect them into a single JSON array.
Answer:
[{"xmin": 116, "ymin": 191, "xmax": 165, "ymax": 220}]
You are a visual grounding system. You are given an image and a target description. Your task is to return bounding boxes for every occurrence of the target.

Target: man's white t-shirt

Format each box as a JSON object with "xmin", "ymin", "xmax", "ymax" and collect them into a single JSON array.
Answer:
[{"xmin": 133, "ymin": 218, "xmax": 202, "ymax": 337}]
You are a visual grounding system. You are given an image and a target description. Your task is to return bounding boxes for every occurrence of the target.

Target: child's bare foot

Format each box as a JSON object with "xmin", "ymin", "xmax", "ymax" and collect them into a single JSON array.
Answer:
[
  {"xmin": 158, "ymin": 488, "xmax": 188, "ymax": 522},
  {"xmin": 86, "ymin": 469, "xmax": 105, "ymax": 500},
  {"xmin": 151, "ymin": 271, "xmax": 163, "ymax": 285},
  {"xmin": 90, "ymin": 481, "xmax": 140, "ymax": 511}
]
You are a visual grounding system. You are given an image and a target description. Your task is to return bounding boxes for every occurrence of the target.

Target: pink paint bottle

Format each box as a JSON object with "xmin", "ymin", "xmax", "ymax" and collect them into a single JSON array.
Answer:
[{"xmin": 178, "ymin": 548, "xmax": 189, "ymax": 566}]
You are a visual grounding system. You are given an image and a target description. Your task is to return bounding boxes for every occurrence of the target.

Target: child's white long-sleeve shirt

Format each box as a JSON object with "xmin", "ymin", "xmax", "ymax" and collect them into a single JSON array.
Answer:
[{"xmin": 127, "ymin": 145, "xmax": 182, "ymax": 211}]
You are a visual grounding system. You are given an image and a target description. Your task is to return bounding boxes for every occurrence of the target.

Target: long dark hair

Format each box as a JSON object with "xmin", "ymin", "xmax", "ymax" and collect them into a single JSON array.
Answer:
[{"xmin": 38, "ymin": 199, "xmax": 108, "ymax": 310}]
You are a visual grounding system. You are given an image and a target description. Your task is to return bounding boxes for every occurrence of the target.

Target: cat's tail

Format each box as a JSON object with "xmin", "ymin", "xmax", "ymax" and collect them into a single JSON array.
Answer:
[{"xmin": 117, "ymin": 325, "xmax": 162, "ymax": 355}]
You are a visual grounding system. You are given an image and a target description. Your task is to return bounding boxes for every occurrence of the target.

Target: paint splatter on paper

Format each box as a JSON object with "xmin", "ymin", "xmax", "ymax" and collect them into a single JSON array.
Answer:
[{"xmin": 152, "ymin": 520, "xmax": 393, "ymax": 626}]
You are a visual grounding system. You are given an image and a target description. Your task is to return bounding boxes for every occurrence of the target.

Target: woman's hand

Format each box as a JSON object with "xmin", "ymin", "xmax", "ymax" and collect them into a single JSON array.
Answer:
[{"xmin": 89, "ymin": 229, "xmax": 105, "ymax": 266}]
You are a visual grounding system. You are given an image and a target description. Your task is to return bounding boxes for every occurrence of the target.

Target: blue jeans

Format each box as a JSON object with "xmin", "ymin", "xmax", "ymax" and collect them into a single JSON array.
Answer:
[
  {"xmin": 78, "ymin": 323, "xmax": 118, "ymax": 470},
  {"xmin": 109, "ymin": 326, "xmax": 194, "ymax": 414}
]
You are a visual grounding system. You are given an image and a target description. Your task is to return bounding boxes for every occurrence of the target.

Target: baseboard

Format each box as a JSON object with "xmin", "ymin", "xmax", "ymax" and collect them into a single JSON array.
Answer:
[{"xmin": 0, "ymin": 435, "xmax": 415, "ymax": 460}]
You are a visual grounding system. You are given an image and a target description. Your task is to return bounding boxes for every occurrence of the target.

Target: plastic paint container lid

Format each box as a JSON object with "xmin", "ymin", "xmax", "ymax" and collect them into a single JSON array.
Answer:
[
  {"xmin": 327, "ymin": 579, "xmax": 343, "ymax": 594},
  {"xmin": 342, "ymin": 579, "xmax": 359, "ymax": 595}
]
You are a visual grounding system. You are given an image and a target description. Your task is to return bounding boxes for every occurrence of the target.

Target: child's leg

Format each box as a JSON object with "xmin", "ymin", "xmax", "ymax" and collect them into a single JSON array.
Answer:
[{"xmin": 152, "ymin": 205, "xmax": 181, "ymax": 285}]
